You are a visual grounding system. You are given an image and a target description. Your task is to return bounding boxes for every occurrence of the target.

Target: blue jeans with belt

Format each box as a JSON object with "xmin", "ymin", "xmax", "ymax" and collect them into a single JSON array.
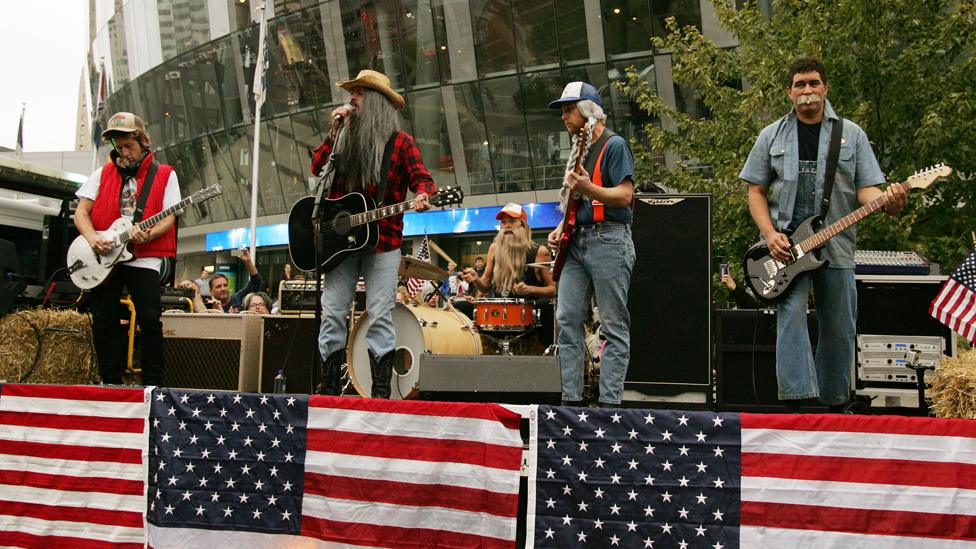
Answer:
[
  {"xmin": 318, "ymin": 249, "xmax": 400, "ymax": 361},
  {"xmin": 776, "ymin": 267, "xmax": 856, "ymax": 405},
  {"xmin": 556, "ymin": 223, "xmax": 636, "ymax": 405}
]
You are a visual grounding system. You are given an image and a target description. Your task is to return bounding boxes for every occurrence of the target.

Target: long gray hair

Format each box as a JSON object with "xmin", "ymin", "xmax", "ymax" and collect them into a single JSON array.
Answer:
[
  {"xmin": 335, "ymin": 89, "xmax": 401, "ymax": 188},
  {"xmin": 560, "ymin": 100, "xmax": 607, "ymax": 211}
]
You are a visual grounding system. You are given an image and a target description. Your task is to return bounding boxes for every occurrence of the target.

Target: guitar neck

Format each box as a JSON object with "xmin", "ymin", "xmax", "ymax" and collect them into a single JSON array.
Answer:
[
  {"xmin": 798, "ymin": 181, "xmax": 908, "ymax": 253},
  {"xmin": 349, "ymin": 200, "xmax": 415, "ymax": 228},
  {"xmin": 118, "ymin": 197, "xmax": 192, "ymax": 245}
]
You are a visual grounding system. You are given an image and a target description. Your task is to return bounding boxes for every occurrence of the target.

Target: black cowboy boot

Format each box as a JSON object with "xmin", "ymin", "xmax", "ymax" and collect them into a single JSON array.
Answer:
[
  {"xmin": 369, "ymin": 350, "xmax": 395, "ymax": 399},
  {"xmin": 316, "ymin": 350, "xmax": 345, "ymax": 396}
]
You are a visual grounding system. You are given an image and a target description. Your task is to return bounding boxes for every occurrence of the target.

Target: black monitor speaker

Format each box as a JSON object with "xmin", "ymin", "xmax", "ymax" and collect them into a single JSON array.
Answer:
[{"xmin": 624, "ymin": 194, "xmax": 712, "ymax": 401}]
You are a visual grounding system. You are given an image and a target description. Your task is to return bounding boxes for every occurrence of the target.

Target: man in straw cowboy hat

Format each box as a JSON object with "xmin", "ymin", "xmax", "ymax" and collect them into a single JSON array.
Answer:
[
  {"xmin": 310, "ymin": 69, "xmax": 436, "ymax": 398},
  {"xmin": 74, "ymin": 112, "xmax": 182, "ymax": 386}
]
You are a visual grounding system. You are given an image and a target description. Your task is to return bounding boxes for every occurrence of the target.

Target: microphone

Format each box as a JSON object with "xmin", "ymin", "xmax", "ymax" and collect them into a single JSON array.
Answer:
[{"xmin": 334, "ymin": 103, "xmax": 356, "ymax": 123}]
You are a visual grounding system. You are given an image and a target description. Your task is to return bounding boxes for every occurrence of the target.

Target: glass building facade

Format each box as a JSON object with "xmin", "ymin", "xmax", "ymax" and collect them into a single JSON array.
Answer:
[{"xmin": 87, "ymin": 0, "xmax": 735, "ymax": 279}]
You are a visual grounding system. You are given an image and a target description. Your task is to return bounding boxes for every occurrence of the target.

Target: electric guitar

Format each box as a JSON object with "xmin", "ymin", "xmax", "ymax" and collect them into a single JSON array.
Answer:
[
  {"xmin": 552, "ymin": 124, "xmax": 592, "ymax": 281},
  {"xmin": 67, "ymin": 184, "xmax": 222, "ymax": 289},
  {"xmin": 743, "ymin": 164, "xmax": 952, "ymax": 302},
  {"xmin": 288, "ymin": 187, "xmax": 464, "ymax": 273}
]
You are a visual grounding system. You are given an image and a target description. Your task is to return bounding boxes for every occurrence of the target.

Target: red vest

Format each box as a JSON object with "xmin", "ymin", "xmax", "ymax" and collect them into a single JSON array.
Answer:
[{"xmin": 89, "ymin": 152, "xmax": 177, "ymax": 258}]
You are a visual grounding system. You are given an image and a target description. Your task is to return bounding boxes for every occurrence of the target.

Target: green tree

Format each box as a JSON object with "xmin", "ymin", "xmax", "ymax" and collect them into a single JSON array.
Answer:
[{"xmin": 618, "ymin": 0, "xmax": 976, "ymax": 288}]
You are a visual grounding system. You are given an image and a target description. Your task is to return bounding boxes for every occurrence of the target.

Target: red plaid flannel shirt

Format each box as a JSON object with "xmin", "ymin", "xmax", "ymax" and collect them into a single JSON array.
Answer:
[{"xmin": 310, "ymin": 131, "xmax": 436, "ymax": 252}]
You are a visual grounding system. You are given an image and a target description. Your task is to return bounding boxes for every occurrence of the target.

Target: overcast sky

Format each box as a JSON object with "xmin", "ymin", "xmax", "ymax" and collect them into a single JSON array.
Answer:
[{"xmin": 0, "ymin": 1, "xmax": 89, "ymax": 152}]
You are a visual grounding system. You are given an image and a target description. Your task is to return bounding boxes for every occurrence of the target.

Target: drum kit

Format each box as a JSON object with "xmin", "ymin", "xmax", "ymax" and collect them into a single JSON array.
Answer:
[{"xmin": 342, "ymin": 255, "xmax": 558, "ymax": 400}]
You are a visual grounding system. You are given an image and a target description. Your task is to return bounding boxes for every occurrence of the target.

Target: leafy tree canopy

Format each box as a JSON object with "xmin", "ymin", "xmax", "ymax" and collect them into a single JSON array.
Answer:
[{"xmin": 619, "ymin": 0, "xmax": 976, "ymax": 290}]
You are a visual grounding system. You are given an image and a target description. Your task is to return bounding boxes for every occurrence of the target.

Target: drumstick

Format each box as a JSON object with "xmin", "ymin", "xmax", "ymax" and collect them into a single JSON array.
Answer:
[{"xmin": 427, "ymin": 240, "xmax": 456, "ymax": 266}]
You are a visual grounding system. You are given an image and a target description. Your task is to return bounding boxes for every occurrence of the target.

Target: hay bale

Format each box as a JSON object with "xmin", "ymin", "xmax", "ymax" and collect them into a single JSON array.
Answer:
[
  {"xmin": 927, "ymin": 349, "xmax": 976, "ymax": 419},
  {"xmin": 0, "ymin": 308, "xmax": 97, "ymax": 385}
]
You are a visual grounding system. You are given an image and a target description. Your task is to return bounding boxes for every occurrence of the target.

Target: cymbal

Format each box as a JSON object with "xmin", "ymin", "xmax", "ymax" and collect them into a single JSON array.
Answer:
[
  {"xmin": 526, "ymin": 261, "xmax": 555, "ymax": 269},
  {"xmin": 398, "ymin": 255, "xmax": 448, "ymax": 280}
]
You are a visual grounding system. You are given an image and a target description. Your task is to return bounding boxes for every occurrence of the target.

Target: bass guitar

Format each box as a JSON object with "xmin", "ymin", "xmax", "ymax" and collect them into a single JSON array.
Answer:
[
  {"xmin": 288, "ymin": 187, "xmax": 464, "ymax": 272},
  {"xmin": 67, "ymin": 184, "xmax": 222, "ymax": 289},
  {"xmin": 552, "ymin": 124, "xmax": 592, "ymax": 281},
  {"xmin": 743, "ymin": 164, "xmax": 952, "ymax": 302}
]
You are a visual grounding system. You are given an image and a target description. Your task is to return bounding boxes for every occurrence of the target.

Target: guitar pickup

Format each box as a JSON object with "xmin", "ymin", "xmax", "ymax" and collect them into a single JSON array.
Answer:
[{"xmin": 762, "ymin": 259, "xmax": 778, "ymax": 278}]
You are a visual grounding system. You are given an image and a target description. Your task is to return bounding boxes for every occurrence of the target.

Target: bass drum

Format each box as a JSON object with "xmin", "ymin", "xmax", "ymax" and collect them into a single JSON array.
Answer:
[{"xmin": 347, "ymin": 303, "xmax": 482, "ymax": 399}]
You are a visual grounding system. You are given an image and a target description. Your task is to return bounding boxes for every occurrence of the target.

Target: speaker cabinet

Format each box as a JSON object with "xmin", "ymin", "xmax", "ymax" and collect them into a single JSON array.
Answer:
[
  {"xmin": 161, "ymin": 313, "xmax": 262, "ymax": 391},
  {"xmin": 258, "ymin": 315, "xmax": 318, "ymax": 394},
  {"xmin": 417, "ymin": 354, "xmax": 561, "ymax": 405},
  {"xmin": 624, "ymin": 194, "xmax": 712, "ymax": 404},
  {"xmin": 40, "ymin": 214, "xmax": 79, "ymax": 282},
  {"xmin": 714, "ymin": 309, "xmax": 819, "ymax": 410}
]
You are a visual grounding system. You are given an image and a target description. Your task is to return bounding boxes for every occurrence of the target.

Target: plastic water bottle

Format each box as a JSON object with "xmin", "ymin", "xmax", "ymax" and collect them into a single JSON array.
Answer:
[{"xmin": 273, "ymin": 369, "xmax": 287, "ymax": 394}]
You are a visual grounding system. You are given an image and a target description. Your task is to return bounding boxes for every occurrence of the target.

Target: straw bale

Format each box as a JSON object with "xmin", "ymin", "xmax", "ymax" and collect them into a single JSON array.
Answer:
[
  {"xmin": 0, "ymin": 308, "xmax": 97, "ymax": 384},
  {"xmin": 928, "ymin": 349, "xmax": 976, "ymax": 419}
]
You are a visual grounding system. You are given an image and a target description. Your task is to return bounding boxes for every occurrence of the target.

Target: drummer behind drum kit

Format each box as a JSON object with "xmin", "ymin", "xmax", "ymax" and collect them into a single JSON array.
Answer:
[{"xmin": 343, "ymin": 256, "xmax": 557, "ymax": 400}]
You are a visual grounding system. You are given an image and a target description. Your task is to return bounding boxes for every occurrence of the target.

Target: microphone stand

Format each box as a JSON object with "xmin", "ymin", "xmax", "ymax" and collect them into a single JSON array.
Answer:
[{"xmin": 309, "ymin": 118, "xmax": 345, "ymax": 393}]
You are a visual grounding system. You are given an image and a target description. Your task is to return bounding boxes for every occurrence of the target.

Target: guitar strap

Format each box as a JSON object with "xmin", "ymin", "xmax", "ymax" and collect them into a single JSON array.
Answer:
[
  {"xmin": 819, "ymin": 118, "xmax": 844, "ymax": 216},
  {"xmin": 132, "ymin": 161, "xmax": 159, "ymax": 224},
  {"xmin": 374, "ymin": 131, "xmax": 399, "ymax": 206}
]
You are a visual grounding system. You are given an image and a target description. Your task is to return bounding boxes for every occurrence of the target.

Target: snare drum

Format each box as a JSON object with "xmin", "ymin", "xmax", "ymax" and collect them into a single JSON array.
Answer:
[
  {"xmin": 347, "ymin": 303, "xmax": 482, "ymax": 399},
  {"xmin": 474, "ymin": 298, "xmax": 537, "ymax": 332}
]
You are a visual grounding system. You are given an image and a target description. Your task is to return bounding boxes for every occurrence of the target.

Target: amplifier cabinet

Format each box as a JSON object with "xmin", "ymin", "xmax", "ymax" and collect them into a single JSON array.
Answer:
[
  {"xmin": 258, "ymin": 315, "xmax": 318, "ymax": 394},
  {"xmin": 161, "ymin": 313, "xmax": 262, "ymax": 391}
]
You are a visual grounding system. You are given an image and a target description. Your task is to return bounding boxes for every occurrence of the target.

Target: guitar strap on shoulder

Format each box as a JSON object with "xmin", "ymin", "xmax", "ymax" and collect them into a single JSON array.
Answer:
[
  {"xmin": 132, "ymin": 161, "xmax": 159, "ymax": 224},
  {"xmin": 374, "ymin": 131, "xmax": 399, "ymax": 206},
  {"xmin": 820, "ymin": 118, "xmax": 844, "ymax": 216}
]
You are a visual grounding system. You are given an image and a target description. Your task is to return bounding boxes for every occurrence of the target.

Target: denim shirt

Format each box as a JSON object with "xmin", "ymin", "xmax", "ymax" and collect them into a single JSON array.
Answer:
[{"xmin": 739, "ymin": 100, "xmax": 885, "ymax": 268}]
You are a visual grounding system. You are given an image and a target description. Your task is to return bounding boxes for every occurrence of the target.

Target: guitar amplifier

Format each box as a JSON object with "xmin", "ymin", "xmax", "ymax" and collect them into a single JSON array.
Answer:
[
  {"xmin": 277, "ymin": 279, "xmax": 366, "ymax": 314},
  {"xmin": 161, "ymin": 313, "xmax": 262, "ymax": 391}
]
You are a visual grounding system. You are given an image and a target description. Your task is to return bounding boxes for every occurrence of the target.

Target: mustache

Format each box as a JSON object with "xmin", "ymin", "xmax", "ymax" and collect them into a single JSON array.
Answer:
[{"xmin": 795, "ymin": 93, "xmax": 822, "ymax": 106}]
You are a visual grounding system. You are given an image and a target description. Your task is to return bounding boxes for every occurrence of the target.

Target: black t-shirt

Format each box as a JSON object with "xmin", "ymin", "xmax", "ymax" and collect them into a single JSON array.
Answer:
[{"xmin": 797, "ymin": 120, "xmax": 821, "ymax": 161}]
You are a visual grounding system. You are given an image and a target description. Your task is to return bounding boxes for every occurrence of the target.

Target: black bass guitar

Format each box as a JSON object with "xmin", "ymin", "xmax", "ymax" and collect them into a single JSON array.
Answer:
[
  {"xmin": 743, "ymin": 164, "xmax": 952, "ymax": 302},
  {"xmin": 288, "ymin": 187, "xmax": 463, "ymax": 272}
]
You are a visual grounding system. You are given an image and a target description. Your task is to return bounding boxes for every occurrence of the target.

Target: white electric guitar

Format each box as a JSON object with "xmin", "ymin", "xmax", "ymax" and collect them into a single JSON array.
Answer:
[{"xmin": 67, "ymin": 184, "xmax": 222, "ymax": 289}]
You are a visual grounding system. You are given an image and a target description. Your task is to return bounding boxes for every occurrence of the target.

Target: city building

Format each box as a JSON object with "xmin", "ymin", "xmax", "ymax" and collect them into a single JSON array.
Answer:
[{"xmin": 85, "ymin": 0, "xmax": 737, "ymax": 290}]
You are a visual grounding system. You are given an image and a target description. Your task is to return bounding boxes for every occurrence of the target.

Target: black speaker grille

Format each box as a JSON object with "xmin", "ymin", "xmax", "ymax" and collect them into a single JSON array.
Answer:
[{"xmin": 163, "ymin": 338, "xmax": 242, "ymax": 390}]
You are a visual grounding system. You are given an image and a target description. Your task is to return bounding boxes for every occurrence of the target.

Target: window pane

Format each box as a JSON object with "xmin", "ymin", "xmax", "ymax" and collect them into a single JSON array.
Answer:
[
  {"xmin": 398, "ymin": 0, "xmax": 442, "ymax": 86},
  {"xmin": 602, "ymin": 0, "xmax": 652, "ymax": 57},
  {"xmin": 267, "ymin": 116, "xmax": 309, "ymax": 210},
  {"xmin": 339, "ymin": 0, "xmax": 404, "ymax": 88},
  {"xmin": 471, "ymin": 0, "xmax": 517, "ymax": 76},
  {"xmin": 513, "ymin": 2, "xmax": 559, "ymax": 71},
  {"xmin": 289, "ymin": 110, "xmax": 324, "ymax": 195},
  {"xmin": 210, "ymin": 128, "xmax": 250, "ymax": 220},
  {"xmin": 107, "ymin": 11, "xmax": 130, "ymax": 88},
  {"xmin": 556, "ymin": 0, "xmax": 591, "ymax": 64},
  {"xmin": 189, "ymin": 137, "xmax": 229, "ymax": 223},
  {"xmin": 406, "ymin": 88, "xmax": 457, "ymax": 191},
  {"xmin": 520, "ymin": 70, "xmax": 566, "ymax": 190},
  {"xmin": 481, "ymin": 76, "xmax": 531, "ymax": 193},
  {"xmin": 157, "ymin": 0, "xmax": 211, "ymax": 61},
  {"xmin": 651, "ymin": 0, "xmax": 702, "ymax": 39},
  {"xmin": 608, "ymin": 58, "xmax": 657, "ymax": 146},
  {"xmin": 449, "ymin": 83, "xmax": 491, "ymax": 195}
]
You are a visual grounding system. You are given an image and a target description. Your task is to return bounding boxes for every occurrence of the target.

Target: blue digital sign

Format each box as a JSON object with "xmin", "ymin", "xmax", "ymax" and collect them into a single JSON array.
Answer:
[{"xmin": 205, "ymin": 202, "xmax": 561, "ymax": 251}]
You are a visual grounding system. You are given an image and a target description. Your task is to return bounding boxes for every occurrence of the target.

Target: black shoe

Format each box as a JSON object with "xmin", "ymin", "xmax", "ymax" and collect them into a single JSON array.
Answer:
[
  {"xmin": 316, "ymin": 350, "xmax": 345, "ymax": 396},
  {"xmin": 781, "ymin": 397, "xmax": 822, "ymax": 413},
  {"xmin": 560, "ymin": 400, "xmax": 585, "ymax": 407},
  {"xmin": 369, "ymin": 350, "xmax": 395, "ymax": 399}
]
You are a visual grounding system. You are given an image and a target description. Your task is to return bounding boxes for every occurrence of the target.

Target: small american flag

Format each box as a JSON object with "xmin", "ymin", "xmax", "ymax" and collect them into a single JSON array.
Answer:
[
  {"xmin": 146, "ymin": 389, "xmax": 523, "ymax": 548},
  {"xmin": 0, "ymin": 384, "xmax": 151, "ymax": 548},
  {"xmin": 930, "ymin": 247, "xmax": 976, "ymax": 343},
  {"xmin": 529, "ymin": 406, "xmax": 976, "ymax": 548},
  {"xmin": 406, "ymin": 234, "xmax": 430, "ymax": 297}
]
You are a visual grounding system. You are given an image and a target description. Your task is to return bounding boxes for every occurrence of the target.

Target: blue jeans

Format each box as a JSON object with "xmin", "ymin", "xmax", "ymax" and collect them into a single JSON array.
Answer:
[
  {"xmin": 556, "ymin": 223, "xmax": 636, "ymax": 405},
  {"xmin": 318, "ymin": 249, "xmax": 400, "ymax": 361},
  {"xmin": 776, "ymin": 267, "xmax": 856, "ymax": 405}
]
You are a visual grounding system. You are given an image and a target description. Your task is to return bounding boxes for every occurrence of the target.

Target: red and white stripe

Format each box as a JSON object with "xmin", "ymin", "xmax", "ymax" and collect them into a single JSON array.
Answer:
[
  {"xmin": 740, "ymin": 413, "xmax": 976, "ymax": 547},
  {"xmin": 0, "ymin": 384, "xmax": 150, "ymax": 548},
  {"xmin": 930, "ymin": 279, "xmax": 976, "ymax": 343},
  {"xmin": 302, "ymin": 397, "xmax": 523, "ymax": 549}
]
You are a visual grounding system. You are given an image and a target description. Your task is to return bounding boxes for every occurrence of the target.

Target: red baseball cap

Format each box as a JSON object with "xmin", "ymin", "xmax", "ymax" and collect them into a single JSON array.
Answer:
[{"xmin": 496, "ymin": 203, "xmax": 527, "ymax": 221}]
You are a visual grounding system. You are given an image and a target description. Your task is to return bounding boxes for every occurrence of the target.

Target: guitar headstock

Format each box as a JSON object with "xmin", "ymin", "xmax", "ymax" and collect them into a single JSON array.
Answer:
[
  {"xmin": 573, "ymin": 123, "xmax": 592, "ymax": 172},
  {"xmin": 429, "ymin": 187, "xmax": 464, "ymax": 208},
  {"xmin": 905, "ymin": 164, "xmax": 952, "ymax": 190},
  {"xmin": 192, "ymin": 184, "xmax": 223, "ymax": 202}
]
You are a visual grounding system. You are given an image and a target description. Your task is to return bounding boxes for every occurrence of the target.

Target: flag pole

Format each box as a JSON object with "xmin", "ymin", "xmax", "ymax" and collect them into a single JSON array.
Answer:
[{"xmin": 249, "ymin": 4, "xmax": 269, "ymax": 259}]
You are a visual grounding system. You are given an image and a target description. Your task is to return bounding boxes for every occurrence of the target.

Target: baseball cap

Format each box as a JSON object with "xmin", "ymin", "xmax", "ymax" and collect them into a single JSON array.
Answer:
[
  {"xmin": 101, "ymin": 112, "xmax": 146, "ymax": 139},
  {"xmin": 548, "ymin": 81, "xmax": 602, "ymax": 109},
  {"xmin": 495, "ymin": 202, "xmax": 528, "ymax": 221}
]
